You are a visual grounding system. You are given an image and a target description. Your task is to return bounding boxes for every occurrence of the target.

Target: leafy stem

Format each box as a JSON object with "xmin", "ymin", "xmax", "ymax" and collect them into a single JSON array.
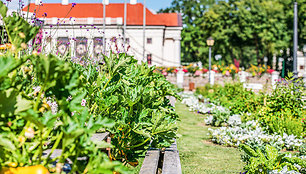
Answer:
[{"xmin": 43, "ymin": 132, "xmax": 63, "ymax": 165}]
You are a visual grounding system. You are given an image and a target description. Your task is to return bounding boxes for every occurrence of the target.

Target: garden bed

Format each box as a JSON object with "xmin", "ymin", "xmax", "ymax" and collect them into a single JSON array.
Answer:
[
  {"xmin": 179, "ymin": 80, "xmax": 306, "ymax": 174},
  {"xmin": 0, "ymin": 4, "xmax": 179, "ymax": 173}
]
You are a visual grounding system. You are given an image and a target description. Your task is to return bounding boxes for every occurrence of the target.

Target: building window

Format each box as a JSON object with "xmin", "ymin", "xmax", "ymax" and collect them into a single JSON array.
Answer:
[
  {"xmin": 56, "ymin": 37, "xmax": 69, "ymax": 55},
  {"xmin": 93, "ymin": 37, "xmax": 103, "ymax": 57},
  {"xmin": 147, "ymin": 38, "xmax": 152, "ymax": 44},
  {"xmin": 147, "ymin": 54, "xmax": 152, "ymax": 65},
  {"xmin": 300, "ymin": 65, "xmax": 304, "ymax": 70},
  {"xmin": 75, "ymin": 37, "xmax": 88, "ymax": 58}
]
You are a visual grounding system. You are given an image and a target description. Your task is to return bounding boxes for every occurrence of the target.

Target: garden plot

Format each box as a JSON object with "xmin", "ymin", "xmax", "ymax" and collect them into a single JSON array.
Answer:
[
  {"xmin": 0, "ymin": 3, "xmax": 179, "ymax": 173},
  {"xmin": 179, "ymin": 90, "xmax": 306, "ymax": 174}
]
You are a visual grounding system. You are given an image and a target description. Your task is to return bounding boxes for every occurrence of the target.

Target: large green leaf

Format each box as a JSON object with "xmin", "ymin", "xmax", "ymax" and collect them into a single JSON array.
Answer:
[
  {"xmin": 2, "ymin": 12, "xmax": 39, "ymax": 50},
  {"xmin": 0, "ymin": 1, "xmax": 8, "ymax": 17},
  {"xmin": 0, "ymin": 134, "xmax": 16, "ymax": 151}
]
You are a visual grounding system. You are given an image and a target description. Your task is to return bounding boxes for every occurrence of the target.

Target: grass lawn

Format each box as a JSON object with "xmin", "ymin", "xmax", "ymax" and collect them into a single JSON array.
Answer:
[{"xmin": 176, "ymin": 102, "xmax": 244, "ymax": 174}]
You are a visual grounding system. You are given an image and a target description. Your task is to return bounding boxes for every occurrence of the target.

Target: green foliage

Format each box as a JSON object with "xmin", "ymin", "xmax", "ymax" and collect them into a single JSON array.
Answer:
[
  {"xmin": 196, "ymin": 82, "xmax": 261, "ymax": 115},
  {"xmin": 158, "ymin": 0, "xmax": 219, "ymax": 63},
  {"xmin": 299, "ymin": 144, "xmax": 306, "ymax": 156},
  {"xmin": 79, "ymin": 52, "xmax": 179, "ymax": 163},
  {"xmin": 0, "ymin": 10, "xmax": 178, "ymax": 173},
  {"xmin": 239, "ymin": 144, "xmax": 306, "ymax": 174},
  {"xmin": 0, "ymin": 51, "xmax": 178, "ymax": 171},
  {"xmin": 256, "ymin": 74, "xmax": 305, "ymax": 137},
  {"xmin": 0, "ymin": 51, "xmax": 131, "ymax": 173},
  {"xmin": 209, "ymin": 109, "xmax": 230, "ymax": 127},
  {"xmin": 0, "ymin": 1, "xmax": 39, "ymax": 52},
  {"xmin": 160, "ymin": 0, "xmax": 306, "ymax": 67},
  {"xmin": 196, "ymin": 77, "xmax": 305, "ymax": 137}
]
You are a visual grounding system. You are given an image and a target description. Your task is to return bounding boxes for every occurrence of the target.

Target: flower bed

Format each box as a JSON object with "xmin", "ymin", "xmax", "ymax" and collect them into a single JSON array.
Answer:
[
  {"xmin": 179, "ymin": 92, "xmax": 306, "ymax": 173},
  {"xmin": 0, "ymin": 4, "xmax": 178, "ymax": 173},
  {"xmin": 155, "ymin": 63, "xmax": 274, "ymax": 78},
  {"xmin": 179, "ymin": 93, "xmax": 305, "ymax": 151}
]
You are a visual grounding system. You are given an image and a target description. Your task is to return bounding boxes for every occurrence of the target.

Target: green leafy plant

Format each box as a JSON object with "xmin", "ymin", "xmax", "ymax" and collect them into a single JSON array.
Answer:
[
  {"xmin": 0, "ymin": 3, "xmax": 179, "ymax": 172},
  {"xmin": 80, "ymin": 52, "xmax": 179, "ymax": 163},
  {"xmin": 239, "ymin": 144, "xmax": 306, "ymax": 174},
  {"xmin": 196, "ymin": 82, "xmax": 262, "ymax": 115},
  {"xmin": 256, "ymin": 74, "xmax": 305, "ymax": 137},
  {"xmin": 0, "ymin": 1, "xmax": 39, "ymax": 52},
  {"xmin": 210, "ymin": 109, "xmax": 230, "ymax": 127}
]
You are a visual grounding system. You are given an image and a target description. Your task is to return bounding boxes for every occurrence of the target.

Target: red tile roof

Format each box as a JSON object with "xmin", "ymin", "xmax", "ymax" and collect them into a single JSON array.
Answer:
[{"xmin": 22, "ymin": 3, "xmax": 182, "ymax": 27}]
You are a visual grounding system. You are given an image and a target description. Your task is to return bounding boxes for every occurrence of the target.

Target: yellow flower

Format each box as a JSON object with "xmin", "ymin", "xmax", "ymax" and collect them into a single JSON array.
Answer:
[
  {"xmin": 11, "ymin": 45, "xmax": 16, "ymax": 52},
  {"xmin": 8, "ymin": 162, "xmax": 18, "ymax": 168},
  {"xmin": 19, "ymin": 32, "xmax": 26, "ymax": 39},
  {"xmin": 32, "ymin": 50, "xmax": 38, "ymax": 56},
  {"xmin": 0, "ymin": 44, "xmax": 6, "ymax": 50},
  {"xmin": 21, "ymin": 43, "xmax": 27, "ymax": 49},
  {"xmin": 18, "ymin": 136, "xmax": 25, "ymax": 143}
]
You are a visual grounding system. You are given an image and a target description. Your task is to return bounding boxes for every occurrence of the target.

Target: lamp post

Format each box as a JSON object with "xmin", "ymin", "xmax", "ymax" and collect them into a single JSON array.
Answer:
[
  {"xmin": 103, "ymin": 0, "xmax": 109, "ymax": 53},
  {"xmin": 124, "ymin": 0, "xmax": 127, "ymax": 47},
  {"xmin": 207, "ymin": 37, "xmax": 214, "ymax": 85},
  {"xmin": 143, "ymin": 0, "xmax": 146, "ymax": 62},
  {"xmin": 293, "ymin": 1, "xmax": 298, "ymax": 79}
]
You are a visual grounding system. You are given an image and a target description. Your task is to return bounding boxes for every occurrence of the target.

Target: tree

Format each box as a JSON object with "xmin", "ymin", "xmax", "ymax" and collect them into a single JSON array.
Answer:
[
  {"xmin": 160, "ymin": 0, "xmax": 306, "ymax": 68},
  {"xmin": 158, "ymin": 0, "xmax": 219, "ymax": 63}
]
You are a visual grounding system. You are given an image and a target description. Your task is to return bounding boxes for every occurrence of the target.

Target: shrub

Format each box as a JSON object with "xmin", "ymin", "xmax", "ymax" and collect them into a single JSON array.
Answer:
[
  {"xmin": 196, "ymin": 82, "xmax": 262, "ymax": 115},
  {"xmin": 255, "ymin": 74, "xmax": 305, "ymax": 137},
  {"xmin": 239, "ymin": 144, "xmax": 306, "ymax": 174}
]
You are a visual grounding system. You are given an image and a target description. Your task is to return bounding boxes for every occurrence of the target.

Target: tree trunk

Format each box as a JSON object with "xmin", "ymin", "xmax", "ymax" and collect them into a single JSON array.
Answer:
[{"xmin": 254, "ymin": 35, "xmax": 261, "ymax": 65}]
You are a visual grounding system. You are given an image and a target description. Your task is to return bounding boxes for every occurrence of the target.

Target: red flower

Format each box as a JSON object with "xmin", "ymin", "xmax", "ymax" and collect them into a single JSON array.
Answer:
[
  {"xmin": 267, "ymin": 69, "xmax": 275, "ymax": 74},
  {"xmin": 183, "ymin": 69, "xmax": 188, "ymax": 73},
  {"xmin": 202, "ymin": 69, "xmax": 209, "ymax": 73}
]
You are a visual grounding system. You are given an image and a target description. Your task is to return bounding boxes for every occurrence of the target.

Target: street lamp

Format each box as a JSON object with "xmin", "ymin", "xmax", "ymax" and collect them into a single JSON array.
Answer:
[
  {"xmin": 103, "ymin": 0, "xmax": 109, "ymax": 53},
  {"xmin": 207, "ymin": 37, "xmax": 214, "ymax": 85},
  {"xmin": 293, "ymin": 1, "xmax": 298, "ymax": 79}
]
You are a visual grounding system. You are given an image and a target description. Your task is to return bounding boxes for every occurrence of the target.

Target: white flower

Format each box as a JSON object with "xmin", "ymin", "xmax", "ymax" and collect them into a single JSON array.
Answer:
[
  {"xmin": 228, "ymin": 115, "xmax": 242, "ymax": 126},
  {"xmin": 81, "ymin": 99, "xmax": 87, "ymax": 106},
  {"xmin": 66, "ymin": 95, "xmax": 72, "ymax": 101},
  {"xmin": 25, "ymin": 127, "xmax": 35, "ymax": 139}
]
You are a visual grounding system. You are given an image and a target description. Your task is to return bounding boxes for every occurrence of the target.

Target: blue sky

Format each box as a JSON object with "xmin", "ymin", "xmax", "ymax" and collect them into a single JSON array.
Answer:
[{"xmin": 2, "ymin": 0, "xmax": 173, "ymax": 12}]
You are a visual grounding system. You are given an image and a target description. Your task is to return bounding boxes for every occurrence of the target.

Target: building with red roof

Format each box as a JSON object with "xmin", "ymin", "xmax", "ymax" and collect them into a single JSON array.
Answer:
[{"xmin": 23, "ymin": 1, "xmax": 182, "ymax": 66}]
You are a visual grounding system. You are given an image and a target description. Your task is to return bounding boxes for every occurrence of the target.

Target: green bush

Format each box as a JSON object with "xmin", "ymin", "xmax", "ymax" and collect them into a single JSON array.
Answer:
[
  {"xmin": 255, "ymin": 74, "xmax": 305, "ymax": 137},
  {"xmin": 210, "ymin": 109, "xmax": 231, "ymax": 127},
  {"xmin": 196, "ymin": 82, "xmax": 261, "ymax": 115},
  {"xmin": 79, "ymin": 53, "xmax": 179, "ymax": 162},
  {"xmin": 197, "ymin": 76, "xmax": 305, "ymax": 137},
  {"xmin": 239, "ymin": 144, "xmax": 306, "ymax": 174}
]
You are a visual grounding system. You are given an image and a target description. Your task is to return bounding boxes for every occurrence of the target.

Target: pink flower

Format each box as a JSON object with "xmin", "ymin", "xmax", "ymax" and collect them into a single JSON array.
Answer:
[
  {"xmin": 225, "ymin": 71, "xmax": 230, "ymax": 76},
  {"xmin": 194, "ymin": 70, "xmax": 202, "ymax": 76},
  {"xmin": 267, "ymin": 69, "xmax": 275, "ymax": 74},
  {"xmin": 183, "ymin": 69, "xmax": 188, "ymax": 73},
  {"xmin": 162, "ymin": 72, "xmax": 168, "ymax": 76},
  {"xmin": 81, "ymin": 99, "xmax": 86, "ymax": 106}
]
